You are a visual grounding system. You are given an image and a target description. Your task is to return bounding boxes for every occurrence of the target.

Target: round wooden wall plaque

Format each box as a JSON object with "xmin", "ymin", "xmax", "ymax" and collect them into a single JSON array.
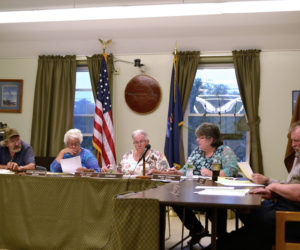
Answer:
[{"xmin": 125, "ymin": 75, "xmax": 161, "ymax": 114}]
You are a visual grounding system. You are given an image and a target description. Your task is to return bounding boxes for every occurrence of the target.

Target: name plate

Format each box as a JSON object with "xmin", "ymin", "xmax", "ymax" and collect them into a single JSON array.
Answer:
[
  {"xmin": 99, "ymin": 173, "xmax": 123, "ymax": 178},
  {"xmin": 26, "ymin": 170, "xmax": 47, "ymax": 176},
  {"xmin": 74, "ymin": 172, "xmax": 99, "ymax": 177},
  {"xmin": 152, "ymin": 174, "xmax": 181, "ymax": 181}
]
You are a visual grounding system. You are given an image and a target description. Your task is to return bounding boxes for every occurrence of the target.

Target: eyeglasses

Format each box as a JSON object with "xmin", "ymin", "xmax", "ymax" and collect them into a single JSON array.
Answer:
[
  {"xmin": 67, "ymin": 142, "xmax": 81, "ymax": 147},
  {"xmin": 197, "ymin": 136, "xmax": 210, "ymax": 140},
  {"xmin": 133, "ymin": 140, "xmax": 146, "ymax": 145},
  {"xmin": 8, "ymin": 137, "xmax": 21, "ymax": 144}
]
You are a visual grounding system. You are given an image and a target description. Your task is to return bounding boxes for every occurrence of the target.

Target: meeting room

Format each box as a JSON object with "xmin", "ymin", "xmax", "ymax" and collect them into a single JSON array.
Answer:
[{"xmin": 0, "ymin": 0, "xmax": 300, "ymax": 249}]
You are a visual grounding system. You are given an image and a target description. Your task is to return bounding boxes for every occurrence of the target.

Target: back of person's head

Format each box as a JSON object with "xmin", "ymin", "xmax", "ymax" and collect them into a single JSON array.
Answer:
[
  {"xmin": 195, "ymin": 123, "xmax": 223, "ymax": 147},
  {"xmin": 64, "ymin": 128, "xmax": 83, "ymax": 145},
  {"xmin": 131, "ymin": 129, "xmax": 149, "ymax": 140},
  {"xmin": 0, "ymin": 128, "xmax": 20, "ymax": 147}
]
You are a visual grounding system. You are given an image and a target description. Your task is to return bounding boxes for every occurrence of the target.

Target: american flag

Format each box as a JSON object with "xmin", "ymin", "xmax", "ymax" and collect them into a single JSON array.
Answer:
[{"xmin": 93, "ymin": 54, "xmax": 116, "ymax": 168}]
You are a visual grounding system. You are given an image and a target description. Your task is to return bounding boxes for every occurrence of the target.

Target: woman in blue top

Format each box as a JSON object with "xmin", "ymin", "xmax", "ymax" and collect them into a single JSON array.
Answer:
[
  {"xmin": 171, "ymin": 123, "xmax": 238, "ymax": 248},
  {"xmin": 50, "ymin": 129, "xmax": 100, "ymax": 173}
]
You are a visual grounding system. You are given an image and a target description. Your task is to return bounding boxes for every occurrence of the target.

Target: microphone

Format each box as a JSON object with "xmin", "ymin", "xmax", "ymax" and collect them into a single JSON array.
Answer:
[{"xmin": 137, "ymin": 144, "xmax": 151, "ymax": 164}]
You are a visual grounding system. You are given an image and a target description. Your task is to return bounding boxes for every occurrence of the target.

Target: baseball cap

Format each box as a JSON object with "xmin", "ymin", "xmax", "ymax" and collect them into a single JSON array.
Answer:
[{"xmin": 0, "ymin": 128, "xmax": 20, "ymax": 146}]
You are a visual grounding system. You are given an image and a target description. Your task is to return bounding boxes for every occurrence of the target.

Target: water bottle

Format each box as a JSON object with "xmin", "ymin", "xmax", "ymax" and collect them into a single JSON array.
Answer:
[{"xmin": 186, "ymin": 157, "xmax": 194, "ymax": 180}]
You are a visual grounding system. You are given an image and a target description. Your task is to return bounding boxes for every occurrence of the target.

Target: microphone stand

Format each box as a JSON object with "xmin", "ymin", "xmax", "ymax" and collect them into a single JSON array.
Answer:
[{"xmin": 136, "ymin": 155, "xmax": 150, "ymax": 179}]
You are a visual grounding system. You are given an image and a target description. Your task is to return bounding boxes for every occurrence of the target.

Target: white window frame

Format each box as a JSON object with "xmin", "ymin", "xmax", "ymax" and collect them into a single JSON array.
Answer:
[
  {"xmin": 74, "ymin": 65, "xmax": 95, "ymax": 139},
  {"xmin": 183, "ymin": 63, "xmax": 250, "ymax": 162}
]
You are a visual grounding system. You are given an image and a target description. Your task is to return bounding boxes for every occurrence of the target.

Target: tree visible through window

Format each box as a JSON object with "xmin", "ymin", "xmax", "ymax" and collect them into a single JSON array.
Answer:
[
  {"xmin": 186, "ymin": 64, "xmax": 248, "ymax": 162},
  {"xmin": 73, "ymin": 66, "xmax": 95, "ymax": 152}
]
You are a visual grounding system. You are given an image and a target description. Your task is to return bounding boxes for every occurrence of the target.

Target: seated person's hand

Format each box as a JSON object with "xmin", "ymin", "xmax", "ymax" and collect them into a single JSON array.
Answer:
[
  {"xmin": 200, "ymin": 168, "xmax": 212, "ymax": 177},
  {"xmin": 147, "ymin": 169, "xmax": 168, "ymax": 175},
  {"xmin": 249, "ymin": 187, "xmax": 273, "ymax": 199},
  {"xmin": 61, "ymin": 147, "xmax": 78, "ymax": 156},
  {"xmin": 101, "ymin": 167, "xmax": 109, "ymax": 172},
  {"xmin": 252, "ymin": 173, "xmax": 269, "ymax": 185},
  {"xmin": 167, "ymin": 168, "xmax": 182, "ymax": 175},
  {"xmin": 76, "ymin": 167, "xmax": 94, "ymax": 172},
  {"xmin": 7, "ymin": 162, "xmax": 19, "ymax": 172}
]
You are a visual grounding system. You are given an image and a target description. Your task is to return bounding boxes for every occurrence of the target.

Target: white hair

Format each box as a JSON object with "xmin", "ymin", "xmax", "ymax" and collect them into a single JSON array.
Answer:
[
  {"xmin": 131, "ymin": 129, "xmax": 149, "ymax": 140},
  {"xmin": 64, "ymin": 128, "xmax": 83, "ymax": 145}
]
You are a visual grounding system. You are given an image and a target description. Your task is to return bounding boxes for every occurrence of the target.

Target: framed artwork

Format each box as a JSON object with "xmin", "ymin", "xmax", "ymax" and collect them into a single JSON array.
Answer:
[{"xmin": 0, "ymin": 79, "xmax": 23, "ymax": 113}]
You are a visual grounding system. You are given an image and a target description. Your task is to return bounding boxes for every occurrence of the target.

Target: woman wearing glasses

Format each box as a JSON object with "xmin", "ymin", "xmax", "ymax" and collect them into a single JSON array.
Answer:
[
  {"xmin": 117, "ymin": 129, "xmax": 170, "ymax": 175},
  {"xmin": 50, "ymin": 128, "xmax": 100, "ymax": 173}
]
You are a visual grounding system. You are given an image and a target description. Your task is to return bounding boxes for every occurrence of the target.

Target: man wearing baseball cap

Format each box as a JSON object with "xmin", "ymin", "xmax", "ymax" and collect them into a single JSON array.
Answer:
[{"xmin": 0, "ymin": 128, "xmax": 35, "ymax": 172}]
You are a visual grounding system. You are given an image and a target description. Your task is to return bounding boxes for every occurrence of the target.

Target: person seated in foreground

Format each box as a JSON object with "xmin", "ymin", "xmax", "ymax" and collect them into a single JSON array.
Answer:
[
  {"xmin": 203, "ymin": 120, "xmax": 300, "ymax": 250},
  {"xmin": 0, "ymin": 127, "xmax": 35, "ymax": 172},
  {"xmin": 116, "ymin": 129, "xmax": 170, "ymax": 175},
  {"xmin": 170, "ymin": 123, "xmax": 238, "ymax": 247},
  {"xmin": 50, "ymin": 128, "xmax": 100, "ymax": 173}
]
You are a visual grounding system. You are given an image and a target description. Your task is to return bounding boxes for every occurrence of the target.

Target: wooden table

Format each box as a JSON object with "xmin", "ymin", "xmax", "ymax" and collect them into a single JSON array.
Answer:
[{"xmin": 125, "ymin": 178, "xmax": 262, "ymax": 250}]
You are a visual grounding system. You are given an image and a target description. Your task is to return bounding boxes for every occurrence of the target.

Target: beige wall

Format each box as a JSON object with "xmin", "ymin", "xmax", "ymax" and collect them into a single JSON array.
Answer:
[
  {"xmin": 260, "ymin": 51, "xmax": 300, "ymax": 180},
  {"xmin": 0, "ymin": 58, "xmax": 37, "ymax": 143},
  {"xmin": 1, "ymin": 51, "xmax": 300, "ymax": 180}
]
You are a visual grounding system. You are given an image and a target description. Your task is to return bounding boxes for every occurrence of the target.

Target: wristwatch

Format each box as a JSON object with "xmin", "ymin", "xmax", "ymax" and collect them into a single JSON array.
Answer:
[{"xmin": 19, "ymin": 166, "xmax": 25, "ymax": 171}]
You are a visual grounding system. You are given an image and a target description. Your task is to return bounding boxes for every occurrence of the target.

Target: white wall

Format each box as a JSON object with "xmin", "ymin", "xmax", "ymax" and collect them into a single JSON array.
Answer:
[{"xmin": 1, "ymin": 51, "xmax": 300, "ymax": 181}]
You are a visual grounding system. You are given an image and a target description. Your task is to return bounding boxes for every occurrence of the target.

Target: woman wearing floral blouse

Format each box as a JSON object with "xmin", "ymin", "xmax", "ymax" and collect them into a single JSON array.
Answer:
[
  {"xmin": 117, "ymin": 129, "xmax": 170, "ymax": 175},
  {"xmin": 171, "ymin": 122, "xmax": 238, "ymax": 248}
]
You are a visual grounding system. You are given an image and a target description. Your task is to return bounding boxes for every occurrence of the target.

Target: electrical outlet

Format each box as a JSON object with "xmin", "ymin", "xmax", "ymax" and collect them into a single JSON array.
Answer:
[{"xmin": 114, "ymin": 67, "xmax": 120, "ymax": 75}]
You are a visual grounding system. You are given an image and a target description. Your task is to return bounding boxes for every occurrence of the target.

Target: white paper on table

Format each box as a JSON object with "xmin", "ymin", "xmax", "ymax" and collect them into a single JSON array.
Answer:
[
  {"xmin": 60, "ymin": 156, "xmax": 82, "ymax": 173},
  {"xmin": 0, "ymin": 169, "xmax": 14, "ymax": 174},
  {"xmin": 217, "ymin": 181, "xmax": 264, "ymax": 187},
  {"xmin": 195, "ymin": 186, "xmax": 234, "ymax": 190},
  {"xmin": 194, "ymin": 188, "xmax": 250, "ymax": 196}
]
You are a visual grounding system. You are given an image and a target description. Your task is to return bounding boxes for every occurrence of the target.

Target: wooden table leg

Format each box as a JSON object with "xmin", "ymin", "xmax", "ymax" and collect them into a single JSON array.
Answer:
[{"xmin": 211, "ymin": 207, "xmax": 217, "ymax": 250}]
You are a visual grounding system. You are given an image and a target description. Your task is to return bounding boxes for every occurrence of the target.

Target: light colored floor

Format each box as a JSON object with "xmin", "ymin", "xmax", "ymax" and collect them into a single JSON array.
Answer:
[{"xmin": 164, "ymin": 210, "xmax": 241, "ymax": 250}]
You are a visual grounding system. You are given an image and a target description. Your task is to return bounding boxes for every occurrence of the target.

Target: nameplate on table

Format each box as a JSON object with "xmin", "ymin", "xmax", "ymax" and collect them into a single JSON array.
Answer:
[
  {"xmin": 152, "ymin": 174, "xmax": 181, "ymax": 181},
  {"xmin": 26, "ymin": 170, "xmax": 47, "ymax": 176},
  {"xmin": 74, "ymin": 172, "xmax": 99, "ymax": 177},
  {"xmin": 99, "ymin": 173, "xmax": 123, "ymax": 178}
]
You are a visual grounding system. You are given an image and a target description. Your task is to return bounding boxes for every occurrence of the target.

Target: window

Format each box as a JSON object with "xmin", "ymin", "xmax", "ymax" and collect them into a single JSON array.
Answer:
[
  {"xmin": 73, "ymin": 66, "xmax": 95, "ymax": 152},
  {"xmin": 185, "ymin": 64, "xmax": 248, "ymax": 162}
]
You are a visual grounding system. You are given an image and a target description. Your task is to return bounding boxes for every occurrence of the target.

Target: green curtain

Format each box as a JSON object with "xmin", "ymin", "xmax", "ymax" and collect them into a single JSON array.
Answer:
[
  {"xmin": 233, "ymin": 49, "xmax": 264, "ymax": 174},
  {"xmin": 30, "ymin": 55, "xmax": 76, "ymax": 157},
  {"xmin": 177, "ymin": 51, "xmax": 201, "ymax": 112},
  {"xmin": 86, "ymin": 54, "xmax": 114, "ymax": 102},
  {"xmin": 177, "ymin": 51, "xmax": 200, "ymax": 165}
]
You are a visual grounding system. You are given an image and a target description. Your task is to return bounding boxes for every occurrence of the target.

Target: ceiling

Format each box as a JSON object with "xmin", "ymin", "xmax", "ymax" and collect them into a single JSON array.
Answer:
[{"xmin": 0, "ymin": 0, "xmax": 300, "ymax": 57}]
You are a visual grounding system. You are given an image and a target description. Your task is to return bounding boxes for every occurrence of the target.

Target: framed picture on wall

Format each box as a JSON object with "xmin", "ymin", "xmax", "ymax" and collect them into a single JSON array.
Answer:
[
  {"xmin": 0, "ymin": 79, "xmax": 23, "ymax": 113},
  {"xmin": 292, "ymin": 90, "xmax": 300, "ymax": 114}
]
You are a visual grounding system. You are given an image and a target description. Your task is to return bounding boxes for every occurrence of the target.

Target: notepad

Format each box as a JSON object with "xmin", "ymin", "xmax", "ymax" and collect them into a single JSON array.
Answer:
[
  {"xmin": 61, "ymin": 156, "xmax": 82, "ymax": 174},
  {"xmin": 238, "ymin": 162, "xmax": 253, "ymax": 180}
]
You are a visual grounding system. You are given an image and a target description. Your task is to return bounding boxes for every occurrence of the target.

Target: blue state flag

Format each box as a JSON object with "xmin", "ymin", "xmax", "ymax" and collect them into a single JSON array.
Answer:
[{"xmin": 164, "ymin": 56, "xmax": 184, "ymax": 168}]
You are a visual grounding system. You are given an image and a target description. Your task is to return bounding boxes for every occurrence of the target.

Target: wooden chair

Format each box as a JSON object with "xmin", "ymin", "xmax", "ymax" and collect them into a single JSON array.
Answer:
[{"xmin": 276, "ymin": 211, "xmax": 300, "ymax": 250}]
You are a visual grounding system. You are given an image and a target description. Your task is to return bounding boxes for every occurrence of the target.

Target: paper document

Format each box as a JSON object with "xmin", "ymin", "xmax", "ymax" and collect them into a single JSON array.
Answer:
[
  {"xmin": 195, "ymin": 188, "xmax": 250, "ymax": 196},
  {"xmin": 0, "ymin": 169, "xmax": 14, "ymax": 174},
  {"xmin": 61, "ymin": 156, "xmax": 82, "ymax": 173},
  {"xmin": 195, "ymin": 186, "xmax": 234, "ymax": 190},
  {"xmin": 238, "ymin": 162, "xmax": 253, "ymax": 180},
  {"xmin": 217, "ymin": 177, "xmax": 264, "ymax": 187}
]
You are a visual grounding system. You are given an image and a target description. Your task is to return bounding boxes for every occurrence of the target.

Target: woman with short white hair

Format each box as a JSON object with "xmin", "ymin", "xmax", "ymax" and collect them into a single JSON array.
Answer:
[
  {"xmin": 50, "ymin": 128, "xmax": 100, "ymax": 173},
  {"xmin": 117, "ymin": 129, "xmax": 170, "ymax": 175}
]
